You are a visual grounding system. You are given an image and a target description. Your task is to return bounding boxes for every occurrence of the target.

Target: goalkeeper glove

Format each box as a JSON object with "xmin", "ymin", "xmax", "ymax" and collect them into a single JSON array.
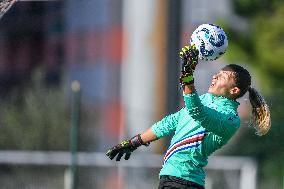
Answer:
[
  {"xmin": 106, "ymin": 134, "xmax": 149, "ymax": 161},
  {"xmin": 179, "ymin": 45, "xmax": 199, "ymax": 87}
]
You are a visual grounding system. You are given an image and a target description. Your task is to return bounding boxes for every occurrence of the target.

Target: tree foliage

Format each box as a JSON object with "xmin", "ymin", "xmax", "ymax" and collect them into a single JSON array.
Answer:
[
  {"xmin": 227, "ymin": 1, "xmax": 284, "ymax": 87},
  {"xmin": 223, "ymin": 0, "xmax": 284, "ymax": 188},
  {"xmin": 0, "ymin": 69, "xmax": 70, "ymax": 151}
]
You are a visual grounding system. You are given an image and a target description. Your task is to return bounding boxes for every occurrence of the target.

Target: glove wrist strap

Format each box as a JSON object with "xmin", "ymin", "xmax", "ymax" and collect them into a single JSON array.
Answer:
[
  {"xmin": 130, "ymin": 134, "xmax": 150, "ymax": 147},
  {"xmin": 179, "ymin": 72, "xmax": 194, "ymax": 87}
]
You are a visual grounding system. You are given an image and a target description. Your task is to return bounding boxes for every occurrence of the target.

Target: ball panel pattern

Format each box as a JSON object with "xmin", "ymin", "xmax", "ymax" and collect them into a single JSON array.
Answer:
[{"xmin": 190, "ymin": 24, "xmax": 228, "ymax": 61}]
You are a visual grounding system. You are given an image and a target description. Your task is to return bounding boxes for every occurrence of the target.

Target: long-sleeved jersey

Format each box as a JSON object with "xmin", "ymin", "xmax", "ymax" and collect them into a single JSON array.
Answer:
[{"xmin": 151, "ymin": 92, "xmax": 240, "ymax": 186}]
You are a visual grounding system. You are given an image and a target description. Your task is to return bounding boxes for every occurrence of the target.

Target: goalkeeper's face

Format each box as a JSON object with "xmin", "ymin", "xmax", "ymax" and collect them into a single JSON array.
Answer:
[{"xmin": 208, "ymin": 70, "xmax": 240, "ymax": 100}]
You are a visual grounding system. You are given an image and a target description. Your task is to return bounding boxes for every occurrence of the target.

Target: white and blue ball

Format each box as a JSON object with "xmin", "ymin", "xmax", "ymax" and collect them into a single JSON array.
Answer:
[{"xmin": 190, "ymin": 23, "xmax": 228, "ymax": 61}]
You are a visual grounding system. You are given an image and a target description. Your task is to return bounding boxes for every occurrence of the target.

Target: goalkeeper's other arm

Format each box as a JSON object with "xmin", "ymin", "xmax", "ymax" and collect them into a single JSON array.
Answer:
[{"xmin": 106, "ymin": 128, "xmax": 158, "ymax": 161}]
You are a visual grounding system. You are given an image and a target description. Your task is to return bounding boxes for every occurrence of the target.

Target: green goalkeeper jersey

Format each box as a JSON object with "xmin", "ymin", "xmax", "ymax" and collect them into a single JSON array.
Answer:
[{"xmin": 151, "ymin": 92, "xmax": 240, "ymax": 186}]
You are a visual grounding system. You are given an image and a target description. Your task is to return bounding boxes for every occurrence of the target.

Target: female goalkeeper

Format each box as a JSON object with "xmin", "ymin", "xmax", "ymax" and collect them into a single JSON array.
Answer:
[{"xmin": 106, "ymin": 45, "xmax": 271, "ymax": 189}]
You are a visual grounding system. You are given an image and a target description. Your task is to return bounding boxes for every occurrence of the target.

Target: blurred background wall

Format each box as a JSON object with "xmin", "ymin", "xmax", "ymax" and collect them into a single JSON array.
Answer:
[{"xmin": 0, "ymin": 0, "xmax": 283, "ymax": 188}]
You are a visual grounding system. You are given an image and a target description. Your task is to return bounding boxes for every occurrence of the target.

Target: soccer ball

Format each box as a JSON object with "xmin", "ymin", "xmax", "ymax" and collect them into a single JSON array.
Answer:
[{"xmin": 190, "ymin": 23, "xmax": 228, "ymax": 61}]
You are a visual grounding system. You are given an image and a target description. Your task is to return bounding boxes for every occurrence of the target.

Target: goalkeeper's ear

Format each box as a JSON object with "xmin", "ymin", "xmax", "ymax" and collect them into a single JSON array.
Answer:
[{"xmin": 229, "ymin": 86, "xmax": 241, "ymax": 99}]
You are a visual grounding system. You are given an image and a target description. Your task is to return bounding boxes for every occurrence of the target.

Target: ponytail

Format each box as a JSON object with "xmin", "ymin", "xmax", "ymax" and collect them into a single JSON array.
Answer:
[
  {"xmin": 221, "ymin": 64, "xmax": 271, "ymax": 136},
  {"xmin": 248, "ymin": 87, "xmax": 271, "ymax": 136}
]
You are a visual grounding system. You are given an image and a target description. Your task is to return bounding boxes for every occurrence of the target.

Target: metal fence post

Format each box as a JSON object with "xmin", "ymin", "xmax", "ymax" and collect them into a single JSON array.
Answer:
[{"xmin": 69, "ymin": 80, "xmax": 81, "ymax": 189}]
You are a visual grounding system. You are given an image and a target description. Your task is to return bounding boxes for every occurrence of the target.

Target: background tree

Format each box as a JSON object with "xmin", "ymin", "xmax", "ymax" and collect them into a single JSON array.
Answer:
[
  {"xmin": 223, "ymin": 0, "xmax": 284, "ymax": 188},
  {"xmin": 0, "ymin": 68, "xmax": 70, "ymax": 151}
]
